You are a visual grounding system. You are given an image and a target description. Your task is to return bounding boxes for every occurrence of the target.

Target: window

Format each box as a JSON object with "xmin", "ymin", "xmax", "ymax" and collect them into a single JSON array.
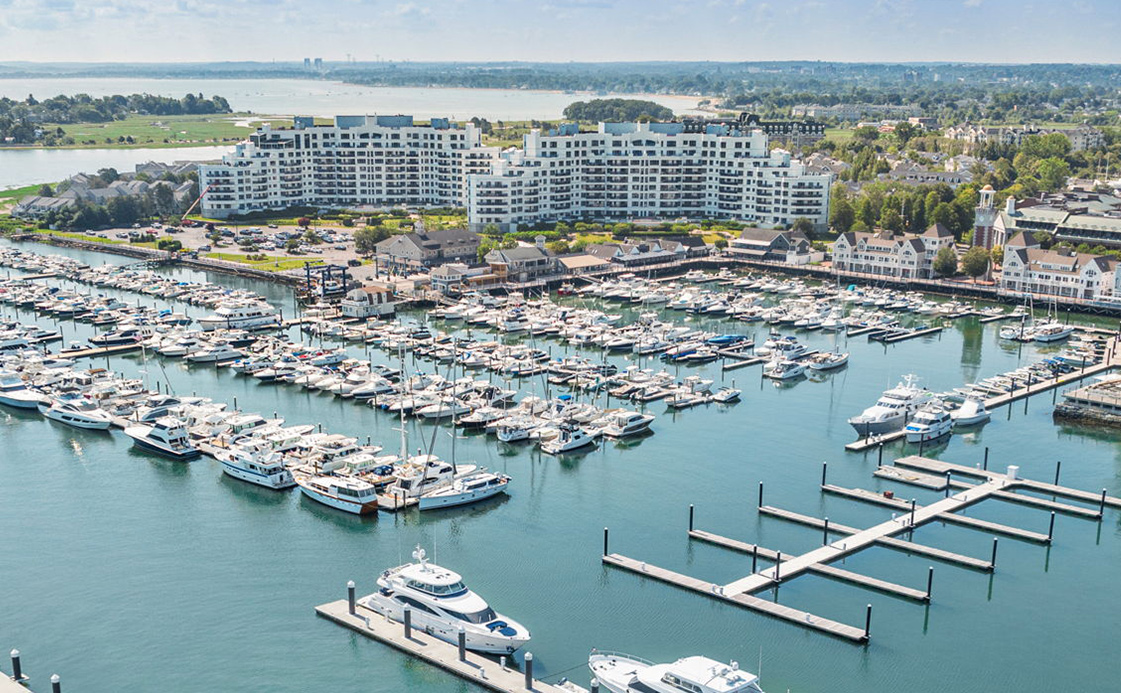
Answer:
[{"xmin": 443, "ymin": 606, "xmax": 497, "ymax": 624}]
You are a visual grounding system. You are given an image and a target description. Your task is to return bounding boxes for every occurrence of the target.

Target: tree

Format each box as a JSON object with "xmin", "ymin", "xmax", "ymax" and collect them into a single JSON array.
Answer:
[
  {"xmin": 156, "ymin": 237, "xmax": 182, "ymax": 252},
  {"xmin": 546, "ymin": 240, "xmax": 571, "ymax": 254},
  {"xmin": 304, "ymin": 229, "xmax": 323, "ymax": 244},
  {"xmin": 285, "ymin": 239, "xmax": 302, "ymax": 253},
  {"xmin": 853, "ymin": 126, "xmax": 880, "ymax": 143},
  {"xmin": 481, "ymin": 222, "xmax": 501, "ymax": 236},
  {"xmin": 933, "ymin": 246, "xmax": 958, "ymax": 277},
  {"xmin": 1034, "ymin": 157, "xmax": 1070, "ymax": 192},
  {"xmin": 828, "ymin": 194, "xmax": 855, "ymax": 233},
  {"xmin": 37, "ymin": 184, "xmax": 53, "ymax": 197},
  {"xmin": 477, "ymin": 237, "xmax": 497, "ymax": 262},
  {"xmin": 960, "ymin": 246, "xmax": 990, "ymax": 281},
  {"xmin": 990, "ymin": 245, "xmax": 1003, "ymax": 267},
  {"xmin": 354, "ymin": 226, "xmax": 390, "ymax": 255},
  {"xmin": 96, "ymin": 167, "xmax": 119, "ymax": 184},
  {"xmin": 297, "ymin": 217, "xmax": 311, "ymax": 229},
  {"xmin": 153, "ymin": 183, "xmax": 176, "ymax": 215},
  {"xmin": 893, "ymin": 122, "xmax": 917, "ymax": 147},
  {"xmin": 790, "ymin": 217, "xmax": 815, "ymax": 239},
  {"xmin": 880, "ymin": 206, "xmax": 904, "ymax": 232}
]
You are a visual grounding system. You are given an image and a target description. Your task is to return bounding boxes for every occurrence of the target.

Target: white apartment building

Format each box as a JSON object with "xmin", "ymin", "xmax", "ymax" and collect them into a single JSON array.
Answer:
[
  {"xmin": 466, "ymin": 121, "xmax": 831, "ymax": 231},
  {"xmin": 198, "ymin": 115, "xmax": 496, "ymax": 218},
  {"xmin": 831, "ymin": 225, "xmax": 956, "ymax": 279},
  {"xmin": 1000, "ymin": 232, "xmax": 1118, "ymax": 302}
]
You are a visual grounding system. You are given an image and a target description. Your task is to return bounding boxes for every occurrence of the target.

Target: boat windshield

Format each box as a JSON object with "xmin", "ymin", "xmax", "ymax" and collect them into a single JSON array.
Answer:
[
  {"xmin": 407, "ymin": 578, "xmax": 467, "ymax": 596},
  {"xmin": 443, "ymin": 606, "xmax": 497, "ymax": 624}
]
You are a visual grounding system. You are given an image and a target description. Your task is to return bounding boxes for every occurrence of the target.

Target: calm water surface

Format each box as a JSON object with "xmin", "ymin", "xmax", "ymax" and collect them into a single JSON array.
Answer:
[{"xmin": 1, "ymin": 238, "xmax": 1118, "ymax": 693}]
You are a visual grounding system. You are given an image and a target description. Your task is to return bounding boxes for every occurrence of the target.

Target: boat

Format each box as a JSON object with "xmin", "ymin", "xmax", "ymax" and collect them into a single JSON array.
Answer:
[
  {"xmin": 216, "ymin": 444, "xmax": 296, "ymax": 489},
  {"xmin": 418, "ymin": 470, "xmax": 511, "ymax": 510},
  {"xmin": 88, "ymin": 326, "xmax": 154, "ymax": 347},
  {"xmin": 950, "ymin": 397, "xmax": 991, "ymax": 427},
  {"xmin": 847, "ymin": 374, "xmax": 933, "ymax": 437},
  {"xmin": 1033, "ymin": 322, "xmax": 1075, "ymax": 343},
  {"xmin": 295, "ymin": 473, "xmax": 378, "ymax": 514},
  {"xmin": 540, "ymin": 423, "xmax": 596, "ymax": 454},
  {"xmin": 599, "ymin": 410, "xmax": 655, "ymax": 438},
  {"xmin": 806, "ymin": 349, "xmax": 849, "ymax": 371},
  {"xmin": 762, "ymin": 359, "xmax": 805, "ymax": 380},
  {"xmin": 358, "ymin": 545, "xmax": 530, "ymax": 654},
  {"xmin": 589, "ymin": 652, "xmax": 765, "ymax": 693},
  {"xmin": 904, "ymin": 405, "xmax": 953, "ymax": 443},
  {"xmin": 37, "ymin": 396, "xmax": 112, "ymax": 430},
  {"xmin": 711, "ymin": 386, "xmax": 741, "ymax": 403},
  {"xmin": 185, "ymin": 343, "xmax": 244, "ymax": 363},
  {"xmin": 197, "ymin": 301, "xmax": 280, "ymax": 331},
  {"xmin": 0, "ymin": 371, "xmax": 46, "ymax": 409},
  {"xmin": 123, "ymin": 417, "xmax": 201, "ymax": 460}
]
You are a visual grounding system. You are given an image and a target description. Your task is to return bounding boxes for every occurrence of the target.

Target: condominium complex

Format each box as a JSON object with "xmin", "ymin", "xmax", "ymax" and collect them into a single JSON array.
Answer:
[
  {"xmin": 1000, "ymin": 232, "xmax": 1118, "ymax": 302},
  {"xmin": 198, "ymin": 116, "xmax": 495, "ymax": 218},
  {"xmin": 831, "ymin": 225, "xmax": 956, "ymax": 279},
  {"xmin": 468, "ymin": 121, "xmax": 831, "ymax": 231},
  {"xmin": 200, "ymin": 116, "xmax": 831, "ymax": 230}
]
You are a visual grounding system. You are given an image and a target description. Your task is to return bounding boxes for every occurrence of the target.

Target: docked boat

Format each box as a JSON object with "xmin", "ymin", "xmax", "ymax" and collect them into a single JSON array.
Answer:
[
  {"xmin": 540, "ymin": 423, "xmax": 596, "ymax": 454},
  {"xmin": 0, "ymin": 371, "xmax": 45, "ymax": 409},
  {"xmin": 848, "ymin": 374, "xmax": 933, "ymax": 437},
  {"xmin": 589, "ymin": 652, "xmax": 765, "ymax": 693},
  {"xmin": 37, "ymin": 396, "xmax": 112, "ymax": 430},
  {"xmin": 806, "ymin": 349, "xmax": 849, "ymax": 371},
  {"xmin": 295, "ymin": 473, "xmax": 378, "ymax": 514},
  {"xmin": 711, "ymin": 386, "xmax": 742, "ymax": 403},
  {"xmin": 950, "ymin": 397, "xmax": 991, "ymax": 427},
  {"xmin": 358, "ymin": 546, "xmax": 530, "ymax": 654},
  {"xmin": 418, "ymin": 470, "xmax": 511, "ymax": 510},
  {"xmin": 599, "ymin": 410, "xmax": 655, "ymax": 438},
  {"xmin": 197, "ymin": 301, "xmax": 280, "ymax": 331},
  {"xmin": 216, "ymin": 443, "xmax": 296, "ymax": 489},
  {"xmin": 904, "ymin": 405, "xmax": 953, "ymax": 443},
  {"xmin": 185, "ymin": 343, "xmax": 244, "ymax": 363},
  {"xmin": 762, "ymin": 358, "xmax": 805, "ymax": 380},
  {"xmin": 1033, "ymin": 321, "xmax": 1075, "ymax": 343},
  {"xmin": 123, "ymin": 417, "xmax": 201, "ymax": 460},
  {"xmin": 88, "ymin": 326, "xmax": 154, "ymax": 348}
]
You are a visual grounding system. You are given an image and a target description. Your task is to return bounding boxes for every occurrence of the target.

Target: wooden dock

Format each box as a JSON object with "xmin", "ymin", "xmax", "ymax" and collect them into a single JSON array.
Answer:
[
  {"xmin": 57, "ymin": 342, "xmax": 144, "ymax": 359},
  {"xmin": 873, "ymin": 326, "xmax": 943, "ymax": 344},
  {"xmin": 315, "ymin": 599, "xmax": 584, "ymax": 693}
]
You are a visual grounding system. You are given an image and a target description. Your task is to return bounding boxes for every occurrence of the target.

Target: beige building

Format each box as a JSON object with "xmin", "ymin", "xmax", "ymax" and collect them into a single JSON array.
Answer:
[{"xmin": 831, "ymin": 225, "xmax": 956, "ymax": 279}]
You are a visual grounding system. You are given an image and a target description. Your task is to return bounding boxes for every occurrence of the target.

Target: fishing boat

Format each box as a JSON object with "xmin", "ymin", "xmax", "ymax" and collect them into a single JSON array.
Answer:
[
  {"xmin": 589, "ymin": 652, "xmax": 765, "ymax": 693},
  {"xmin": 358, "ymin": 546, "xmax": 530, "ymax": 654},
  {"xmin": 904, "ymin": 405, "xmax": 953, "ymax": 443},
  {"xmin": 950, "ymin": 397, "xmax": 991, "ymax": 427},
  {"xmin": 294, "ymin": 474, "xmax": 378, "ymax": 514}
]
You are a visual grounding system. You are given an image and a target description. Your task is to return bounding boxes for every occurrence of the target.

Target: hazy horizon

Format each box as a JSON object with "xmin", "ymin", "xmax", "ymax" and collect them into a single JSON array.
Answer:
[{"xmin": 0, "ymin": 0, "xmax": 1118, "ymax": 65}]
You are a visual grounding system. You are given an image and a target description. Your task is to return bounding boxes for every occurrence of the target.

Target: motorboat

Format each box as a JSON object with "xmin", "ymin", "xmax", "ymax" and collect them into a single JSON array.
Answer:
[
  {"xmin": 88, "ymin": 326, "xmax": 154, "ymax": 347},
  {"xmin": 216, "ymin": 443, "xmax": 296, "ymax": 489},
  {"xmin": 904, "ymin": 405, "xmax": 953, "ymax": 443},
  {"xmin": 848, "ymin": 374, "xmax": 933, "ymax": 437},
  {"xmin": 197, "ymin": 301, "xmax": 280, "ymax": 331},
  {"xmin": 806, "ymin": 349, "xmax": 849, "ymax": 371},
  {"xmin": 0, "ymin": 371, "xmax": 46, "ymax": 409},
  {"xmin": 124, "ymin": 417, "xmax": 201, "ymax": 460},
  {"xmin": 295, "ymin": 473, "xmax": 378, "ymax": 514},
  {"xmin": 1033, "ymin": 322, "xmax": 1075, "ymax": 343},
  {"xmin": 540, "ymin": 423, "xmax": 596, "ymax": 454},
  {"xmin": 383, "ymin": 455, "xmax": 475, "ymax": 500},
  {"xmin": 599, "ymin": 410, "xmax": 655, "ymax": 438},
  {"xmin": 358, "ymin": 546, "xmax": 530, "ymax": 654},
  {"xmin": 762, "ymin": 359, "xmax": 805, "ymax": 380},
  {"xmin": 37, "ymin": 396, "xmax": 112, "ymax": 430},
  {"xmin": 711, "ymin": 386, "xmax": 742, "ymax": 403},
  {"xmin": 185, "ymin": 343, "xmax": 244, "ymax": 363},
  {"xmin": 950, "ymin": 397, "xmax": 991, "ymax": 427},
  {"xmin": 418, "ymin": 470, "xmax": 511, "ymax": 510},
  {"xmin": 589, "ymin": 652, "xmax": 764, "ymax": 693}
]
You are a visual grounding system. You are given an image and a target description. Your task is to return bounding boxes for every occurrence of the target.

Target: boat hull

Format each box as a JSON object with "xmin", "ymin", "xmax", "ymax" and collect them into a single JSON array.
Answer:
[
  {"xmin": 0, "ymin": 394, "xmax": 43, "ymax": 409},
  {"xmin": 848, "ymin": 414, "xmax": 906, "ymax": 438},
  {"xmin": 220, "ymin": 460, "xmax": 296, "ymax": 490},
  {"xmin": 298, "ymin": 484, "xmax": 378, "ymax": 515},
  {"xmin": 43, "ymin": 409, "xmax": 112, "ymax": 430},
  {"xmin": 359, "ymin": 594, "xmax": 528, "ymax": 654},
  {"xmin": 128, "ymin": 435, "xmax": 201, "ymax": 460},
  {"xmin": 418, "ymin": 484, "xmax": 507, "ymax": 510}
]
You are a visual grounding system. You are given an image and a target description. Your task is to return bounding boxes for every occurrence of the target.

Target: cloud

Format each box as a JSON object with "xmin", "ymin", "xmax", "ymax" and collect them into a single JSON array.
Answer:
[{"xmin": 963, "ymin": 0, "xmax": 982, "ymax": 7}]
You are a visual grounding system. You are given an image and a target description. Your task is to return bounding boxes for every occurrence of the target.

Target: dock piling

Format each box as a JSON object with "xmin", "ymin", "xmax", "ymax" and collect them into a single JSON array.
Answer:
[
  {"xmin": 603, "ymin": 527, "xmax": 609, "ymax": 556},
  {"xmin": 1101, "ymin": 489, "xmax": 1108, "ymax": 518},
  {"xmin": 910, "ymin": 498, "xmax": 917, "ymax": 526},
  {"xmin": 863, "ymin": 604, "xmax": 872, "ymax": 641},
  {"xmin": 823, "ymin": 517, "xmax": 830, "ymax": 546},
  {"xmin": 51, "ymin": 674, "xmax": 60, "ymax": 693},
  {"xmin": 689, "ymin": 504, "xmax": 694, "ymax": 532},
  {"xmin": 1054, "ymin": 460, "xmax": 1062, "ymax": 486},
  {"xmin": 877, "ymin": 443, "xmax": 883, "ymax": 467},
  {"xmin": 9, "ymin": 649, "xmax": 21, "ymax": 682},
  {"xmin": 751, "ymin": 544, "xmax": 758, "ymax": 573},
  {"xmin": 458, "ymin": 626, "xmax": 466, "ymax": 662},
  {"xmin": 1048, "ymin": 512, "xmax": 1056, "ymax": 542},
  {"xmin": 983, "ymin": 447, "xmax": 989, "ymax": 471},
  {"xmin": 774, "ymin": 551, "xmax": 782, "ymax": 582},
  {"xmin": 945, "ymin": 472, "xmax": 952, "ymax": 498},
  {"xmin": 347, "ymin": 580, "xmax": 356, "ymax": 615},
  {"xmin": 926, "ymin": 567, "xmax": 934, "ymax": 600},
  {"xmin": 404, "ymin": 608, "xmax": 412, "ymax": 639},
  {"xmin": 591, "ymin": 679, "xmax": 600, "ymax": 693},
  {"xmin": 991, "ymin": 538, "xmax": 999, "ymax": 568},
  {"xmin": 758, "ymin": 481, "xmax": 763, "ymax": 509},
  {"xmin": 524, "ymin": 652, "xmax": 534, "ymax": 691},
  {"xmin": 821, "ymin": 461, "xmax": 827, "ymax": 487}
]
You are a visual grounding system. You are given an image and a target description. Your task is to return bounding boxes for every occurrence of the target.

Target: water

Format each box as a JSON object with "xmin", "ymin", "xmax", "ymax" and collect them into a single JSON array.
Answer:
[
  {"xmin": 0, "ymin": 78, "xmax": 705, "ymax": 120},
  {"xmin": 0, "ymin": 146, "xmax": 234, "ymax": 190},
  {"xmin": 1, "ymin": 237, "xmax": 1119, "ymax": 693}
]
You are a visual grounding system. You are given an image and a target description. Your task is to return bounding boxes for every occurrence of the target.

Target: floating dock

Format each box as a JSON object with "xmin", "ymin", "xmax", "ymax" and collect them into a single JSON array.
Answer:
[{"xmin": 315, "ymin": 599, "xmax": 585, "ymax": 693}]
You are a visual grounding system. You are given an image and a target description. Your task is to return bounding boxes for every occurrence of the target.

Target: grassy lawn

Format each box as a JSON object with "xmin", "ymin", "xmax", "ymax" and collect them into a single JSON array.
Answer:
[
  {"xmin": 28, "ymin": 229, "xmax": 126, "ymax": 245},
  {"xmin": 574, "ymin": 233, "xmax": 614, "ymax": 245},
  {"xmin": 824, "ymin": 127, "xmax": 854, "ymax": 143},
  {"xmin": 204, "ymin": 252, "xmax": 324, "ymax": 272},
  {"xmin": 23, "ymin": 113, "xmax": 290, "ymax": 150},
  {"xmin": 0, "ymin": 184, "xmax": 44, "ymax": 200}
]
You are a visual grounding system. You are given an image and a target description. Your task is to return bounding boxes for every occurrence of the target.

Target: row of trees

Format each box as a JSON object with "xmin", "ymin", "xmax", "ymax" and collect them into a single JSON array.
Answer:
[
  {"xmin": 562, "ymin": 99, "xmax": 674, "ymax": 123},
  {"xmin": 36, "ymin": 182, "xmax": 198, "ymax": 231}
]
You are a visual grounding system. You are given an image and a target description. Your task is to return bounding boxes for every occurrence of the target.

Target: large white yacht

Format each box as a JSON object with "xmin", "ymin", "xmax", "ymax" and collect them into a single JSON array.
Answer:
[
  {"xmin": 295, "ymin": 473, "xmax": 379, "ymax": 514},
  {"xmin": 418, "ymin": 470, "xmax": 510, "ymax": 510},
  {"xmin": 589, "ymin": 652, "xmax": 764, "ymax": 693},
  {"xmin": 124, "ymin": 418, "xmax": 201, "ymax": 460},
  {"xmin": 216, "ymin": 443, "xmax": 296, "ymax": 490},
  {"xmin": 359, "ymin": 546, "xmax": 530, "ymax": 654},
  {"xmin": 848, "ymin": 374, "xmax": 933, "ymax": 437},
  {"xmin": 37, "ymin": 396, "xmax": 113, "ymax": 430},
  {"xmin": 904, "ymin": 405, "xmax": 953, "ymax": 443},
  {"xmin": 599, "ymin": 410, "xmax": 655, "ymax": 438},
  {"xmin": 197, "ymin": 301, "xmax": 280, "ymax": 332}
]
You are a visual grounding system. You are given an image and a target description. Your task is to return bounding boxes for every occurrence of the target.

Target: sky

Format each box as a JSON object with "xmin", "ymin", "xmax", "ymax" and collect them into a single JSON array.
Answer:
[{"xmin": 0, "ymin": 0, "xmax": 1119, "ymax": 64}]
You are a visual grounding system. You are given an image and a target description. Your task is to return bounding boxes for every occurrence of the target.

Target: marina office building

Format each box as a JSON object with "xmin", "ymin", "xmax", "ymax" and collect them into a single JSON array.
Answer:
[{"xmin": 200, "ymin": 117, "xmax": 831, "ymax": 231}]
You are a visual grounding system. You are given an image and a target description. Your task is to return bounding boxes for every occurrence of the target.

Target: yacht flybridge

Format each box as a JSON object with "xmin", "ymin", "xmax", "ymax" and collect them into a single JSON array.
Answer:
[
  {"xmin": 359, "ymin": 546, "xmax": 530, "ymax": 654},
  {"xmin": 589, "ymin": 652, "xmax": 765, "ymax": 693}
]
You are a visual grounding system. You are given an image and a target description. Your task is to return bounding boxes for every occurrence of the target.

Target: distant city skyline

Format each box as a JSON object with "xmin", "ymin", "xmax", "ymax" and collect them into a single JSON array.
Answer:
[{"xmin": 0, "ymin": 0, "xmax": 1119, "ymax": 65}]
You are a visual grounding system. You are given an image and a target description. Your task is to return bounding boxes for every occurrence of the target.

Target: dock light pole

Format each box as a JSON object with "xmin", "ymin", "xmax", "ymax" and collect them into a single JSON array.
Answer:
[
  {"xmin": 821, "ymin": 461, "xmax": 827, "ymax": 487},
  {"xmin": 524, "ymin": 652, "xmax": 534, "ymax": 690},
  {"xmin": 926, "ymin": 567, "xmax": 934, "ymax": 601},
  {"xmin": 774, "ymin": 551, "xmax": 782, "ymax": 582},
  {"xmin": 945, "ymin": 472, "xmax": 952, "ymax": 498},
  {"xmin": 1054, "ymin": 460, "xmax": 1062, "ymax": 486},
  {"xmin": 9, "ymin": 650, "xmax": 20, "ymax": 682},
  {"xmin": 347, "ymin": 580, "xmax": 356, "ymax": 615},
  {"xmin": 1101, "ymin": 489, "xmax": 1108, "ymax": 518},
  {"xmin": 458, "ymin": 626, "xmax": 466, "ymax": 662},
  {"xmin": 983, "ymin": 447, "xmax": 989, "ymax": 471},
  {"xmin": 990, "ymin": 538, "xmax": 999, "ymax": 569},
  {"xmin": 757, "ymin": 481, "xmax": 764, "ymax": 509},
  {"xmin": 751, "ymin": 545, "xmax": 758, "ymax": 573},
  {"xmin": 910, "ymin": 499, "xmax": 917, "ymax": 526},
  {"xmin": 1048, "ymin": 512, "xmax": 1056, "ymax": 542}
]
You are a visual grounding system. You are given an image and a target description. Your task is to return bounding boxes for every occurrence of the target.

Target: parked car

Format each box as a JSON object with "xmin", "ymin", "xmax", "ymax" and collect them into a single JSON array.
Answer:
[
  {"xmin": 347, "ymin": 259, "xmax": 362, "ymax": 267},
  {"xmin": 198, "ymin": 245, "xmax": 212, "ymax": 252}
]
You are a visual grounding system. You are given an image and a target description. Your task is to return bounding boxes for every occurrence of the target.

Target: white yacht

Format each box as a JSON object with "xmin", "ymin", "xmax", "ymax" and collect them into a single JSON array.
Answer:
[
  {"xmin": 418, "ymin": 470, "xmax": 511, "ymax": 510},
  {"xmin": 124, "ymin": 418, "xmax": 201, "ymax": 460},
  {"xmin": 383, "ymin": 455, "xmax": 476, "ymax": 500},
  {"xmin": 540, "ymin": 423, "xmax": 596, "ymax": 455},
  {"xmin": 216, "ymin": 443, "xmax": 296, "ymax": 489},
  {"xmin": 904, "ymin": 405, "xmax": 953, "ymax": 443},
  {"xmin": 589, "ymin": 652, "xmax": 764, "ymax": 693},
  {"xmin": 600, "ymin": 410, "xmax": 655, "ymax": 438},
  {"xmin": 185, "ymin": 343, "xmax": 244, "ymax": 363},
  {"xmin": 762, "ymin": 359, "xmax": 805, "ymax": 380},
  {"xmin": 950, "ymin": 397, "xmax": 991, "ymax": 427},
  {"xmin": 711, "ymin": 386, "xmax": 742, "ymax": 403},
  {"xmin": 1033, "ymin": 322, "xmax": 1075, "ymax": 343},
  {"xmin": 295, "ymin": 473, "xmax": 379, "ymax": 514},
  {"xmin": 197, "ymin": 301, "xmax": 280, "ymax": 331},
  {"xmin": 806, "ymin": 349, "xmax": 849, "ymax": 371},
  {"xmin": 37, "ymin": 396, "xmax": 112, "ymax": 430},
  {"xmin": 0, "ymin": 371, "xmax": 45, "ymax": 409},
  {"xmin": 358, "ymin": 546, "xmax": 530, "ymax": 654},
  {"xmin": 848, "ymin": 374, "xmax": 933, "ymax": 437}
]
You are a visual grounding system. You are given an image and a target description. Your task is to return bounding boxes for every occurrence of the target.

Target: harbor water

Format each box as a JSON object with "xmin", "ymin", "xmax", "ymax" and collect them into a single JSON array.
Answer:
[{"xmin": 1, "ymin": 237, "xmax": 1118, "ymax": 693}]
